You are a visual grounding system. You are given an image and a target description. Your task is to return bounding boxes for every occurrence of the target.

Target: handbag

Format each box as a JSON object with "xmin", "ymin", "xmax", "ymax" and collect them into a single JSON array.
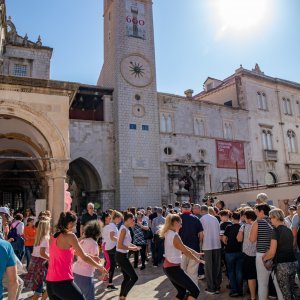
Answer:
[
  {"xmin": 263, "ymin": 259, "xmax": 274, "ymax": 271},
  {"xmin": 261, "ymin": 219, "xmax": 276, "ymax": 272}
]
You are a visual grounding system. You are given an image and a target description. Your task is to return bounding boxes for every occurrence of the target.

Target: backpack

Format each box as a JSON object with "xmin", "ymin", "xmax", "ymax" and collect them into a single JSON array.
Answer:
[{"xmin": 7, "ymin": 222, "xmax": 21, "ymax": 241}]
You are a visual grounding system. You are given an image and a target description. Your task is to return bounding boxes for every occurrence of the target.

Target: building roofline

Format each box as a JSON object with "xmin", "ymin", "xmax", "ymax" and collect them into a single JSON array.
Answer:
[
  {"xmin": 6, "ymin": 42, "xmax": 53, "ymax": 52},
  {"xmin": 239, "ymin": 68, "xmax": 300, "ymax": 90},
  {"xmin": 158, "ymin": 91, "xmax": 247, "ymax": 112}
]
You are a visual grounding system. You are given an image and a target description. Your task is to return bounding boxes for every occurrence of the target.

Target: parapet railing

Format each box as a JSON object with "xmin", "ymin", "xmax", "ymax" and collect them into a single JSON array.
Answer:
[{"xmin": 210, "ymin": 180, "xmax": 300, "ymax": 196}]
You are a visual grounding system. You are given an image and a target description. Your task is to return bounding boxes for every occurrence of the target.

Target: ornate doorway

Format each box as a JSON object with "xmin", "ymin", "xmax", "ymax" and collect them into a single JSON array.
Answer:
[{"xmin": 167, "ymin": 162, "xmax": 206, "ymax": 204}]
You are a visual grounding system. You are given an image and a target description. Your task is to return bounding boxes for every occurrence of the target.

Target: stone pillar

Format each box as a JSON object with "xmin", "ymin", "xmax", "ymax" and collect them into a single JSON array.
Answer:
[
  {"xmin": 53, "ymin": 176, "xmax": 65, "ymax": 225},
  {"xmin": 103, "ymin": 94, "xmax": 113, "ymax": 122},
  {"xmin": 51, "ymin": 161, "xmax": 69, "ymax": 226},
  {"xmin": 47, "ymin": 176, "xmax": 54, "ymax": 213}
]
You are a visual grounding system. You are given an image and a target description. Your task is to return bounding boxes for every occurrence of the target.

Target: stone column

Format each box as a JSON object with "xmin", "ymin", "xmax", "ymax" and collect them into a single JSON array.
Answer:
[
  {"xmin": 52, "ymin": 161, "xmax": 69, "ymax": 226},
  {"xmin": 47, "ymin": 176, "xmax": 54, "ymax": 214},
  {"xmin": 103, "ymin": 94, "xmax": 113, "ymax": 122}
]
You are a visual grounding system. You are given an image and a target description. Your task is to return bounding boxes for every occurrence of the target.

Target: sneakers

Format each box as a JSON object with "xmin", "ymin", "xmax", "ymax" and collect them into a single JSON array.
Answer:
[
  {"xmin": 198, "ymin": 274, "xmax": 205, "ymax": 280},
  {"xmin": 205, "ymin": 289, "xmax": 216, "ymax": 295},
  {"xmin": 140, "ymin": 265, "xmax": 146, "ymax": 270},
  {"xmin": 105, "ymin": 285, "xmax": 118, "ymax": 292}
]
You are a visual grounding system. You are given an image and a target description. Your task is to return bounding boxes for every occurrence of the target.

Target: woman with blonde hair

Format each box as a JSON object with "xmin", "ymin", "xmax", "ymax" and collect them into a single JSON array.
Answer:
[
  {"xmin": 160, "ymin": 214, "xmax": 203, "ymax": 300},
  {"xmin": 24, "ymin": 219, "xmax": 50, "ymax": 300}
]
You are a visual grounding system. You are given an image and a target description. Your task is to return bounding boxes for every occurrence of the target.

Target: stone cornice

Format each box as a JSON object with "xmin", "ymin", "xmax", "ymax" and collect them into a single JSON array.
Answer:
[
  {"xmin": 237, "ymin": 69, "xmax": 300, "ymax": 91},
  {"xmin": 0, "ymin": 75, "xmax": 79, "ymax": 102},
  {"xmin": 6, "ymin": 42, "xmax": 53, "ymax": 52}
]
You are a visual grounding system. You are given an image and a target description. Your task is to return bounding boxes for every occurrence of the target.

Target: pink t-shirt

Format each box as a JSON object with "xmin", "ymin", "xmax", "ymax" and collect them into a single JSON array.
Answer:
[
  {"xmin": 73, "ymin": 238, "xmax": 99, "ymax": 277},
  {"xmin": 46, "ymin": 234, "xmax": 75, "ymax": 282}
]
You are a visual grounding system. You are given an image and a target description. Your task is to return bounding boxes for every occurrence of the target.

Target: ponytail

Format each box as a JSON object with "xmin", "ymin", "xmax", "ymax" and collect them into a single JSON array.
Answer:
[
  {"xmin": 55, "ymin": 211, "xmax": 77, "ymax": 235},
  {"xmin": 159, "ymin": 214, "xmax": 181, "ymax": 238}
]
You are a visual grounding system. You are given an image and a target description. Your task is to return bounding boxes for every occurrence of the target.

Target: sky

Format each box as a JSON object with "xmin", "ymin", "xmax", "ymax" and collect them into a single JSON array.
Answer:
[{"xmin": 5, "ymin": 0, "xmax": 300, "ymax": 95}]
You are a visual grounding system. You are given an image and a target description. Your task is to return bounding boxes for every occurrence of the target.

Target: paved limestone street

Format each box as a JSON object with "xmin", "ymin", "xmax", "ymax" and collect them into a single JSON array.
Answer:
[{"xmin": 4, "ymin": 260, "xmax": 300, "ymax": 300}]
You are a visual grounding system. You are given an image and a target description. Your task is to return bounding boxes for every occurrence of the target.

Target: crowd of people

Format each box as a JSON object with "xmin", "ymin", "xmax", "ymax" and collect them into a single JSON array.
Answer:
[{"xmin": 0, "ymin": 192, "xmax": 299, "ymax": 300}]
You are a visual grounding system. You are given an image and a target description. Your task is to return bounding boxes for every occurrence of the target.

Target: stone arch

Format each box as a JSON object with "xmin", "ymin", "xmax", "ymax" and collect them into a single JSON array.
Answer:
[
  {"xmin": 67, "ymin": 157, "xmax": 102, "ymax": 212},
  {"xmin": 265, "ymin": 172, "xmax": 277, "ymax": 184},
  {"xmin": 0, "ymin": 100, "xmax": 69, "ymax": 160},
  {"xmin": 0, "ymin": 101, "xmax": 69, "ymax": 213}
]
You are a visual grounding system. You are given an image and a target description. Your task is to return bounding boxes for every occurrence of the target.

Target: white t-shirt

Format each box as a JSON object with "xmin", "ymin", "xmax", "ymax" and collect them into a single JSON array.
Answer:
[
  {"xmin": 73, "ymin": 237, "xmax": 99, "ymax": 277},
  {"xmin": 164, "ymin": 230, "xmax": 182, "ymax": 264},
  {"xmin": 102, "ymin": 223, "xmax": 118, "ymax": 251},
  {"xmin": 200, "ymin": 213, "xmax": 221, "ymax": 251},
  {"xmin": 32, "ymin": 237, "xmax": 49, "ymax": 258},
  {"xmin": 116, "ymin": 225, "xmax": 132, "ymax": 253}
]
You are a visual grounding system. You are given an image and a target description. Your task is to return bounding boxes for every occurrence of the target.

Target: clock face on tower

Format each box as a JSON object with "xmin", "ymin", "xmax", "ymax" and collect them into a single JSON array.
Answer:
[{"xmin": 121, "ymin": 54, "xmax": 153, "ymax": 87}]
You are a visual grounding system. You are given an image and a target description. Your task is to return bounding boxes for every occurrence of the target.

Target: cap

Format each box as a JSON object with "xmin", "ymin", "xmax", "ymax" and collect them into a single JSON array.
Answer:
[
  {"xmin": 288, "ymin": 205, "xmax": 297, "ymax": 210},
  {"xmin": 0, "ymin": 207, "xmax": 11, "ymax": 216},
  {"xmin": 156, "ymin": 207, "xmax": 163, "ymax": 214},
  {"xmin": 181, "ymin": 201, "xmax": 191, "ymax": 209}
]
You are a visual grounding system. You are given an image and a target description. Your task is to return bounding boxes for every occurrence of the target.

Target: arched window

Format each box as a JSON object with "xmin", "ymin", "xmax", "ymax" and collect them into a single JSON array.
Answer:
[
  {"xmin": 166, "ymin": 114, "xmax": 173, "ymax": 133},
  {"xmin": 257, "ymin": 92, "xmax": 267, "ymax": 110},
  {"xmin": 257, "ymin": 92, "xmax": 262, "ymax": 109},
  {"xmin": 287, "ymin": 98, "xmax": 292, "ymax": 115},
  {"xmin": 224, "ymin": 122, "xmax": 233, "ymax": 139},
  {"xmin": 261, "ymin": 93, "xmax": 267, "ymax": 110},
  {"xmin": 287, "ymin": 130, "xmax": 297, "ymax": 153},
  {"xmin": 296, "ymin": 101, "xmax": 300, "ymax": 116},
  {"xmin": 262, "ymin": 130, "xmax": 268, "ymax": 149},
  {"xmin": 282, "ymin": 97, "xmax": 287, "ymax": 114},
  {"xmin": 283, "ymin": 98, "xmax": 292, "ymax": 115},
  {"xmin": 266, "ymin": 130, "xmax": 273, "ymax": 150},
  {"xmin": 262, "ymin": 129, "xmax": 273, "ymax": 150},
  {"xmin": 194, "ymin": 118, "xmax": 205, "ymax": 136},
  {"xmin": 160, "ymin": 113, "xmax": 173, "ymax": 133},
  {"xmin": 160, "ymin": 113, "xmax": 167, "ymax": 132}
]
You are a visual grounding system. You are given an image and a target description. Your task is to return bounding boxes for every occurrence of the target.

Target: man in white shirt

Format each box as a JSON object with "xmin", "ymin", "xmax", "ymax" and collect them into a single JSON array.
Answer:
[{"xmin": 200, "ymin": 205, "xmax": 222, "ymax": 295}]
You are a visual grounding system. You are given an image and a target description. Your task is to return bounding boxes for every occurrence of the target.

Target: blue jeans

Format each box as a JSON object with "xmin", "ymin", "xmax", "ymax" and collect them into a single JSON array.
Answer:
[
  {"xmin": 25, "ymin": 246, "xmax": 33, "ymax": 269},
  {"xmin": 74, "ymin": 273, "xmax": 94, "ymax": 300},
  {"xmin": 153, "ymin": 234, "xmax": 164, "ymax": 265},
  {"xmin": 225, "ymin": 252, "xmax": 244, "ymax": 294}
]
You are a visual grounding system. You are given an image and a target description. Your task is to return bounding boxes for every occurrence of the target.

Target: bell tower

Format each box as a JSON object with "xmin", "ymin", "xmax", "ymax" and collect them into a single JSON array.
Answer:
[{"xmin": 98, "ymin": 0, "xmax": 161, "ymax": 209}]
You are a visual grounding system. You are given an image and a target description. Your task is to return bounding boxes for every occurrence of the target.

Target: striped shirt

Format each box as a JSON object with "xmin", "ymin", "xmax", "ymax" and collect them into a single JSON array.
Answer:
[{"xmin": 256, "ymin": 218, "xmax": 273, "ymax": 253}]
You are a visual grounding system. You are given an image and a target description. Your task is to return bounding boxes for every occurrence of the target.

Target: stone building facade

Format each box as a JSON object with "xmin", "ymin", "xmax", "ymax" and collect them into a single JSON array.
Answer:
[
  {"xmin": 158, "ymin": 92, "xmax": 250, "ymax": 204},
  {"xmin": 195, "ymin": 64, "xmax": 300, "ymax": 186},
  {"xmin": 1, "ymin": 0, "xmax": 300, "ymax": 220}
]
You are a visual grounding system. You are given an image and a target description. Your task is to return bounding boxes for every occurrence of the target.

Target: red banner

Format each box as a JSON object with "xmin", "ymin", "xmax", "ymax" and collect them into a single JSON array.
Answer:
[{"xmin": 216, "ymin": 140, "xmax": 245, "ymax": 169}]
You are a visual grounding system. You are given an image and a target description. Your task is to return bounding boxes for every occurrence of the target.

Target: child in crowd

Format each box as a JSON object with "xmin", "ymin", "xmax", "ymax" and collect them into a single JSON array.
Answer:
[
  {"xmin": 23, "ymin": 217, "xmax": 36, "ymax": 269},
  {"xmin": 73, "ymin": 220, "xmax": 103, "ymax": 300}
]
